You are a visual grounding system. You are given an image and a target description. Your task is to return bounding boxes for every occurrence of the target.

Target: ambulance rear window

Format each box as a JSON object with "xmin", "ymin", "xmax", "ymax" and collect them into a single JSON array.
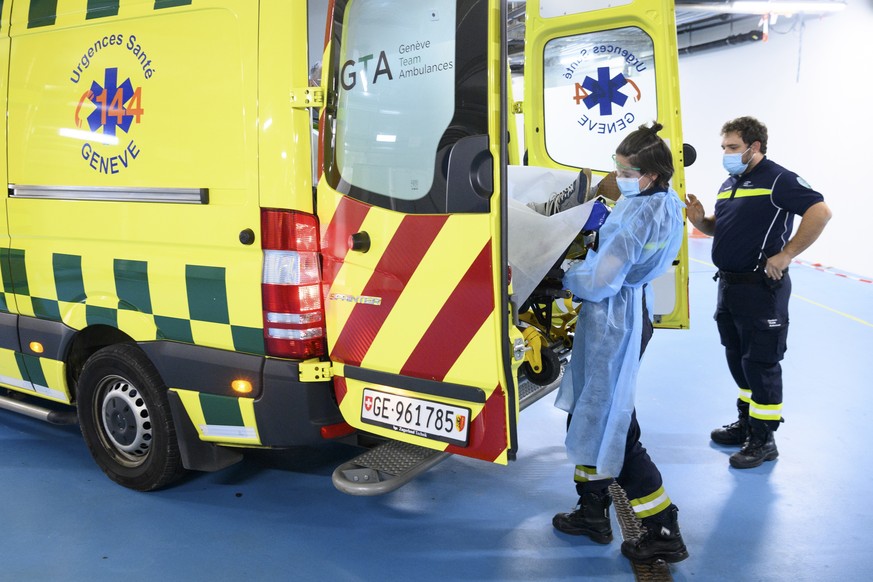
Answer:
[
  {"xmin": 324, "ymin": 0, "xmax": 489, "ymax": 214},
  {"xmin": 542, "ymin": 27, "xmax": 658, "ymax": 173}
]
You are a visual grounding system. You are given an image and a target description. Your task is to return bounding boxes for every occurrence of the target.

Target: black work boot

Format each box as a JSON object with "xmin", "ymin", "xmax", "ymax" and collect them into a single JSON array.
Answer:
[
  {"xmin": 552, "ymin": 491, "xmax": 613, "ymax": 544},
  {"xmin": 730, "ymin": 420, "xmax": 778, "ymax": 469},
  {"xmin": 711, "ymin": 402, "xmax": 750, "ymax": 446},
  {"xmin": 620, "ymin": 504, "xmax": 689, "ymax": 564}
]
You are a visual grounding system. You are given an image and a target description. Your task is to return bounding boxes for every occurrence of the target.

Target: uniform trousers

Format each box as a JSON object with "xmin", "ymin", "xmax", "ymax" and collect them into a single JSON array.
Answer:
[{"xmin": 714, "ymin": 272, "xmax": 790, "ymax": 429}]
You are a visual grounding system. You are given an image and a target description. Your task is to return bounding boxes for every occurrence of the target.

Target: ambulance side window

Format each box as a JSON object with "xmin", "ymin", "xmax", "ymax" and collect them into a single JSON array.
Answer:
[
  {"xmin": 324, "ymin": 0, "xmax": 488, "ymax": 214},
  {"xmin": 542, "ymin": 27, "xmax": 658, "ymax": 173}
]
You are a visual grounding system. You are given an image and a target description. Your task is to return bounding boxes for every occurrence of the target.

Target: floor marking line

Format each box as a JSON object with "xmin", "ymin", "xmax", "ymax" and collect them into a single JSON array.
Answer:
[
  {"xmin": 792, "ymin": 294, "xmax": 873, "ymax": 329},
  {"xmin": 689, "ymin": 259, "xmax": 872, "ymax": 328}
]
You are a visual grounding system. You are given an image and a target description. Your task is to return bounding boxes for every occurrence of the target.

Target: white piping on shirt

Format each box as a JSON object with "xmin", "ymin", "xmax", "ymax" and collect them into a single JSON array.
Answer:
[{"xmin": 758, "ymin": 172, "xmax": 790, "ymax": 265}]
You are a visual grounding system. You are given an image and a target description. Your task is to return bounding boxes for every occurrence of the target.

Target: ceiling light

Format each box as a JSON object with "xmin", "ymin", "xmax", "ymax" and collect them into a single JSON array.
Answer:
[{"xmin": 679, "ymin": 1, "xmax": 847, "ymax": 15}]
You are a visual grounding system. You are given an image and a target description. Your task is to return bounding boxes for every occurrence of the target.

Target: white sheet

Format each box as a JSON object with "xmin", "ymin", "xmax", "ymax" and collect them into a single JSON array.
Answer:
[{"xmin": 507, "ymin": 165, "xmax": 598, "ymax": 304}]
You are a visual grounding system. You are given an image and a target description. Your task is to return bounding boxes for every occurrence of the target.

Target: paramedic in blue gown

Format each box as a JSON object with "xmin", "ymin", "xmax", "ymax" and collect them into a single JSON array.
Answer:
[{"xmin": 552, "ymin": 122, "xmax": 688, "ymax": 565}]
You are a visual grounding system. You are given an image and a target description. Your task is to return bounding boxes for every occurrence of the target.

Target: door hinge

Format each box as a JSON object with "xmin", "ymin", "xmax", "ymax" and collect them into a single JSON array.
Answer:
[
  {"xmin": 298, "ymin": 359, "xmax": 333, "ymax": 382},
  {"xmin": 511, "ymin": 101, "xmax": 523, "ymax": 114},
  {"xmin": 290, "ymin": 87, "xmax": 324, "ymax": 109}
]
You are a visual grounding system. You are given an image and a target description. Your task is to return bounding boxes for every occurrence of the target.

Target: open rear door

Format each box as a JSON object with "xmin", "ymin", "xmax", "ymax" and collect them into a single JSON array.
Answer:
[
  {"xmin": 318, "ymin": 0, "xmax": 518, "ymax": 464},
  {"xmin": 522, "ymin": 0, "xmax": 690, "ymax": 328}
]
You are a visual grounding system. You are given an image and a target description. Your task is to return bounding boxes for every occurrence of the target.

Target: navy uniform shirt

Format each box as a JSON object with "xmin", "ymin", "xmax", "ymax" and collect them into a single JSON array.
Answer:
[{"xmin": 712, "ymin": 157, "xmax": 824, "ymax": 272}]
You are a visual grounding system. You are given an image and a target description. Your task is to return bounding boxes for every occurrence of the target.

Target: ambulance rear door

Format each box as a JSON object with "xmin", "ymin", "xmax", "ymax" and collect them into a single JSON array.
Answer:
[
  {"xmin": 317, "ymin": 0, "xmax": 519, "ymax": 464},
  {"xmin": 522, "ymin": 0, "xmax": 690, "ymax": 328}
]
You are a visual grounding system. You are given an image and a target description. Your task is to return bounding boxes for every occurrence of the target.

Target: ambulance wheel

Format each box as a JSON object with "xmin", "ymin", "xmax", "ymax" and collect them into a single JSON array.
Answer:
[
  {"xmin": 77, "ymin": 343, "xmax": 185, "ymax": 491},
  {"xmin": 521, "ymin": 347, "xmax": 560, "ymax": 386}
]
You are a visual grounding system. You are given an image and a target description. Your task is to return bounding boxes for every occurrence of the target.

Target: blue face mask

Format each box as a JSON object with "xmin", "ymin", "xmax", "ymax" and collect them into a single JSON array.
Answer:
[
  {"xmin": 616, "ymin": 176, "xmax": 651, "ymax": 198},
  {"xmin": 723, "ymin": 146, "xmax": 751, "ymax": 175}
]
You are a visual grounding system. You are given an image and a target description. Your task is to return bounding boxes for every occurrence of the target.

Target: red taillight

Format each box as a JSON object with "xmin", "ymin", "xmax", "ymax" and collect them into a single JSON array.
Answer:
[
  {"xmin": 320, "ymin": 421, "xmax": 355, "ymax": 440},
  {"xmin": 261, "ymin": 209, "xmax": 326, "ymax": 359},
  {"xmin": 261, "ymin": 209, "xmax": 319, "ymax": 251}
]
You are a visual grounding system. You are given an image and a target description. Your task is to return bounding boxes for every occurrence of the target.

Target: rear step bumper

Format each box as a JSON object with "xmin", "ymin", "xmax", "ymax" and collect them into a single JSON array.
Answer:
[
  {"xmin": 333, "ymin": 359, "xmax": 566, "ymax": 495},
  {"xmin": 332, "ymin": 440, "xmax": 450, "ymax": 496}
]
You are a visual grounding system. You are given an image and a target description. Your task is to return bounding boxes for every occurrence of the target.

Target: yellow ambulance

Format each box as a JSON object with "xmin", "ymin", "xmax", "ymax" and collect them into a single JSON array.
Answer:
[{"xmin": 0, "ymin": 0, "xmax": 688, "ymax": 494}]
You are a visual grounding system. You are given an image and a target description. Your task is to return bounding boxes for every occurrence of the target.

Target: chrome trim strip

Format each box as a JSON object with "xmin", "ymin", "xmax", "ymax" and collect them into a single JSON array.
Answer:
[{"xmin": 9, "ymin": 184, "xmax": 209, "ymax": 204}]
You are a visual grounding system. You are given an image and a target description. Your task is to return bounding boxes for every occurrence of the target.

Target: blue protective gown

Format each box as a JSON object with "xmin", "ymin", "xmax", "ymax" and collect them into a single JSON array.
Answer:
[{"xmin": 554, "ymin": 187, "xmax": 685, "ymax": 477}]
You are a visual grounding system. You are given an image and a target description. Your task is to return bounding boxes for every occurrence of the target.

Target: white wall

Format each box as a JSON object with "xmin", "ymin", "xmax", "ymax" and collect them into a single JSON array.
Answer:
[{"xmin": 678, "ymin": 0, "xmax": 873, "ymax": 277}]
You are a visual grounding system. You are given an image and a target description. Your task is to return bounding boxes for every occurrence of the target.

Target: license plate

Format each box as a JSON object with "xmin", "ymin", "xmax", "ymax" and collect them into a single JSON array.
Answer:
[{"xmin": 360, "ymin": 388, "xmax": 470, "ymax": 447}]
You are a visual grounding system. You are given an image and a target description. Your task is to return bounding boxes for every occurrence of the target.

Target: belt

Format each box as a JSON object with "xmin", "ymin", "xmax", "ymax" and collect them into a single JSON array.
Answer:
[{"xmin": 714, "ymin": 268, "xmax": 788, "ymax": 284}]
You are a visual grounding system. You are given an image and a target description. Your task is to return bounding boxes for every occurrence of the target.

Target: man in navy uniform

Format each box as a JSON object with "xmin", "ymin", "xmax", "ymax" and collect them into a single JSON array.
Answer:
[{"xmin": 686, "ymin": 116, "xmax": 832, "ymax": 468}]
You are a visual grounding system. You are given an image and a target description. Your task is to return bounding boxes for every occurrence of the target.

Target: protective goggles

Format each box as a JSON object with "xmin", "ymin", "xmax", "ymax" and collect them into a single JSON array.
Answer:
[{"xmin": 612, "ymin": 154, "xmax": 642, "ymax": 178}]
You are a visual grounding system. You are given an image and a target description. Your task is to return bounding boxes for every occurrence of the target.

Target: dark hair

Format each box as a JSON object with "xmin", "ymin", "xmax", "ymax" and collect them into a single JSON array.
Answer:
[
  {"xmin": 615, "ymin": 122, "xmax": 674, "ymax": 188},
  {"xmin": 721, "ymin": 116, "xmax": 768, "ymax": 154}
]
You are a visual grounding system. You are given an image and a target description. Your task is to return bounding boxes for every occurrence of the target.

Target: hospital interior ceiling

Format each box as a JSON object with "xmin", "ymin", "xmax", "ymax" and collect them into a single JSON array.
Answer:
[{"xmin": 505, "ymin": 0, "xmax": 847, "ymax": 61}]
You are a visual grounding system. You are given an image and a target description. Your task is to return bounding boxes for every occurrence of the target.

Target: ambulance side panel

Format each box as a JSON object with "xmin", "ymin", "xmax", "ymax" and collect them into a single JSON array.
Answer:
[
  {"xmin": 0, "ymin": 0, "xmax": 343, "ymax": 465},
  {"xmin": 258, "ymin": 0, "xmax": 318, "ymax": 213},
  {"xmin": 0, "ymin": 4, "xmax": 14, "ymax": 383}
]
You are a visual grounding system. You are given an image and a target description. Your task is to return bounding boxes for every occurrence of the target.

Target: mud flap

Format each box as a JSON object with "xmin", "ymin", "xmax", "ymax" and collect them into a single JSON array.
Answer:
[{"xmin": 167, "ymin": 390, "xmax": 243, "ymax": 472}]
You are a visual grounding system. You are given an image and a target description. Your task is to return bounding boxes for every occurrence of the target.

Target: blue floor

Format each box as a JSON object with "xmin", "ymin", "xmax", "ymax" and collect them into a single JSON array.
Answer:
[{"xmin": 2, "ymin": 237, "xmax": 872, "ymax": 581}]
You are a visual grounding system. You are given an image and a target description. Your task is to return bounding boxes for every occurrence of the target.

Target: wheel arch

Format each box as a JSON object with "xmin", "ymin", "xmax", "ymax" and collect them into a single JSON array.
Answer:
[{"xmin": 66, "ymin": 325, "xmax": 137, "ymax": 401}]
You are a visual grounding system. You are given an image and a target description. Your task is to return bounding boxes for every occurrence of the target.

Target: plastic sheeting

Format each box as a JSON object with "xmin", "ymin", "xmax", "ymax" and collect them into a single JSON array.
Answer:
[{"xmin": 507, "ymin": 165, "xmax": 600, "ymax": 304}]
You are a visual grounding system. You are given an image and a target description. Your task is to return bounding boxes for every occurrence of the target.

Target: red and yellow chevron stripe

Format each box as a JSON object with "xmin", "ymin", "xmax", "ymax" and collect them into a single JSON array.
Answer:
[{"xmin": 319, "ymin": 193, "xmax": 510, "ymax": 463}]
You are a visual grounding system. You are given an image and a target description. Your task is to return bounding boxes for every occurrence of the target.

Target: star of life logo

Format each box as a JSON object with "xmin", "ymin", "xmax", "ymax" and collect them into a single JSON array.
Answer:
[
  {"xmin": 76, "ymin": 67, "xmax": 143, "ymax": 137},
  {"xmin": 69, "ymin": 35, "xmax": 154, "ymax": 175},
  {"xmin": 543, "ymin": 33, "xmax": 655, "ymax": 169},
  {"xmin": 573, "ymin": 65, "xmax": 642, "ymax": 133}
]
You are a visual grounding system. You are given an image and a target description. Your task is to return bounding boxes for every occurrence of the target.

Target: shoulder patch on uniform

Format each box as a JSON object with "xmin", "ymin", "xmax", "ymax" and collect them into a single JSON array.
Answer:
[{"xmin": 796, "ymin": 176, "xmax": 812, "ymax": 189}]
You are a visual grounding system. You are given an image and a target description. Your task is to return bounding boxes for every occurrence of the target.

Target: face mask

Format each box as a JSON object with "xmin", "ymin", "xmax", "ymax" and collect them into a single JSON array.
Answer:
[
  {"xmin": 616, "ymin": 176, "xmax": 651, "ymax": 198},
  {"xmin": 723, "ymin": 146, "xmax": 751, "ymax": 175}
]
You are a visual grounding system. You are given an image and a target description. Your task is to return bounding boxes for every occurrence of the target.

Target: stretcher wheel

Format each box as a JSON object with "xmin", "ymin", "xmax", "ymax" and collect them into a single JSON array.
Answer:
[{"xmin": 521, "ymin": 347, "xmax": 560, "ymax": 386}]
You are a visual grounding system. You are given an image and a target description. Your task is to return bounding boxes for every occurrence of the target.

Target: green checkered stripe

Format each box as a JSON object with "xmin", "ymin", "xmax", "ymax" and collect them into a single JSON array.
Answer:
[
  {"xmin": 7, "ymin": 350, "xmax": 66, "ymax": 401},
  {"xmin": 0, "ymin": 248, "xmax": 22, "ymax": 315},
  {"xmin": 27, "ymin": 0, "xmax": 194, "ymax": 28},
  {"xmin": 0, "ymin": 248, "xmax": 265, "ymax": 355},
  {"xmin": 15, "ymin": 352, "xmax": 46, "ymax": 386}
]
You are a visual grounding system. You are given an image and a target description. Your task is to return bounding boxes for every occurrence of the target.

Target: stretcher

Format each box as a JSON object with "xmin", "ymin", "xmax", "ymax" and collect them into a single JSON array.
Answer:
[{"xmin": 507, "ymin": 165, "xmax": 614, "ymax": 386}]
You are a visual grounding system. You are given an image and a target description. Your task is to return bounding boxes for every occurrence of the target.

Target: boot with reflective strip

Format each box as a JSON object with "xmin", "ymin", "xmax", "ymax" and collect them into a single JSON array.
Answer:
[
  {"xmin": 552, "ymin": 491, "xmax": 613, "ymax": 544},
  {"xmin": 729, "ymin": 419, "xmax": 779, "ymax": 469},
  {"xmin": 620, "ymin": 504, "xmax": 689, "ymax": 564},
  {"xmin": 711, "ymin": 401, "xmax": 750, "ymax": 446}
]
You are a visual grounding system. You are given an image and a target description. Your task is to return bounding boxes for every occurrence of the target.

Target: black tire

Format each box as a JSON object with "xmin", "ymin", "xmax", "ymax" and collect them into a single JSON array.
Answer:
[
  {"xmin": 77, "ymin": 343, "xmax": 185, "ymax": 491},
  {"xmin": 521, "ymin": 347, "xmax": 561, "ymax": 386}
]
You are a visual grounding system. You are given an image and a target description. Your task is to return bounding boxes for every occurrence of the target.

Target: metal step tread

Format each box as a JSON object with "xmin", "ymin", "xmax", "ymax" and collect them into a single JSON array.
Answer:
[
  {"xmin": 610, "ymin": 482, "xmax": 674, "ymax": 582},
  {"xmin": 332, "ymin": 440, "xmax": 450, "ymax": 496}
]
